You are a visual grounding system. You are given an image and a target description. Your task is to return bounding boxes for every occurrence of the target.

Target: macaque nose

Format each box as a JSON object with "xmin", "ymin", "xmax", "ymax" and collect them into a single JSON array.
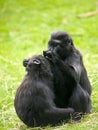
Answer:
[{"xmin": 23, "ymin": 59, "xmax": 29, "ymax": 67}]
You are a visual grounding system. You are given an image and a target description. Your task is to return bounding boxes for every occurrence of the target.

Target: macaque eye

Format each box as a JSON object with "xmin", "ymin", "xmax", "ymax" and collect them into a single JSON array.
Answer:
[
  {"xmin": 33, "ymin": 59, "xmax": 41, "ymax": 65},
  {"xmin": 64, "ymin": 39, "xmax": 72, "ymax": 45}
]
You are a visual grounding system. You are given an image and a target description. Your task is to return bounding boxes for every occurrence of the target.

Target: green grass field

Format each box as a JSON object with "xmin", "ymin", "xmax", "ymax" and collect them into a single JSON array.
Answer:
[{"xmin": 0, "ymin": 0, "xmax": 98, "ymax": 129}]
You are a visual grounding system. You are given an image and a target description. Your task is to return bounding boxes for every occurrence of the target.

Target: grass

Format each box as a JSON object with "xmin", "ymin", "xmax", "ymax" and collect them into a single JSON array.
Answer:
[{"xmin": 0, "ymin": 0, "xmax": 98, "ymax": 129}]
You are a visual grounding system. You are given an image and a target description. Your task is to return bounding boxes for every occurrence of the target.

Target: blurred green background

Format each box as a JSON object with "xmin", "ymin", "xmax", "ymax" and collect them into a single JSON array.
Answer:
[{"xmin": 0, "ymin": 0, "xmax": 98, "ymax": 130}]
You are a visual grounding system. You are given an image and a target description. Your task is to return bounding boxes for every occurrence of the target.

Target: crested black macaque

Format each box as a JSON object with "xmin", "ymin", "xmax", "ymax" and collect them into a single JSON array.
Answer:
[
  {"xmin": 14, "ymin": 55, "xmax": 74, "ymax": 127},
  {"xmin": 43, "ymin": 31, "xmax": 92, "ymax": 118}
]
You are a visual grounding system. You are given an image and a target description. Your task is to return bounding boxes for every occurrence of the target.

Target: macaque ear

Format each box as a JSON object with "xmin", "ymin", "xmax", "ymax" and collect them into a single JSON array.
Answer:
[
  {"xmin": 33, "ymin": 59, "xmax": 41, "ymax": 65},
  {"xmin": 23, "ymin": 59, "xmax": 29, "ymax": 67}
]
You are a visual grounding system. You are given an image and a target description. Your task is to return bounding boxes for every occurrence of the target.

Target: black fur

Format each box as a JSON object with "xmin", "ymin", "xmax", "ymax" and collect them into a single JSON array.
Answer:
[
  {"xmin": 43, "ymin": 31, "xmax": 92, "ymax": 117},
  {"xmin": 14, "ymin": 55, "xmax": 74, "ymax": 127}
]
